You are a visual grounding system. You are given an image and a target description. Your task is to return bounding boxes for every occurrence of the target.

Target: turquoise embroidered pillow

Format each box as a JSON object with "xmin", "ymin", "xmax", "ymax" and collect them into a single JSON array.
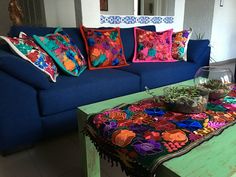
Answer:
[
  {"xmin": 0, "ymin": 32, "xmax": 58, "ymax": 82},
  {"xmin": 33, "ymin": 27, "xmax": 86, "ymax": 76}
]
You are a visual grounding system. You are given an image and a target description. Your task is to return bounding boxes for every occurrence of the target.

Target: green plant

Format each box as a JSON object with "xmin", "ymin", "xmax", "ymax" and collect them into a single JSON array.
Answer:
[
  {"xmin": 195, "ymin": 32, "xmax": 205, "ymax": 40},
  {"xmin": 145, "ymin": 86, "xmax": 159, "ymax": 102},
  {"xmin": 200, "ymin": 79, "xmax": 229, "ymax": 90},
  {"xmin": 163, "ymin": 86, "xmax": 204, "ymax": 105},
  {"xmin": 198, "ymin": 79, "xmax": 231, "ymax": 100},
  {"xmin": 162, "ymin": 86, "xmax": 208, "ymax": 113}
]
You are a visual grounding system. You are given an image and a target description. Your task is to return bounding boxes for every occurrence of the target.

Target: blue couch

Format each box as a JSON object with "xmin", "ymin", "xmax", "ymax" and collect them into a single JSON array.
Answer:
[{"xmin": 0, "ymin": 25, "xmax": 210, "ymax": 154}]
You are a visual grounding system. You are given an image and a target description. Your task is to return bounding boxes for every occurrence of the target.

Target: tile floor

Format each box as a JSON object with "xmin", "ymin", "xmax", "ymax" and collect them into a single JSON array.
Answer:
[{"xmin": 0, "ymin": 133, "xmax": 127, "ymax": 177}]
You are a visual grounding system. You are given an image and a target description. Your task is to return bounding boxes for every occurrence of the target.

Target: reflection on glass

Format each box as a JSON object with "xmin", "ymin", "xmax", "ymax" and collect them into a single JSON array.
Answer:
[
  {"xmin": 138, "ymin": 0, "xmax": 175, "ymax": 16},
  {"xmin": 100, "ymin": 0, "xmax": 134, "ymax": 15},
  {"xmin": 100, "ymin": 0, "xmax": 175, "ymax": 16}
]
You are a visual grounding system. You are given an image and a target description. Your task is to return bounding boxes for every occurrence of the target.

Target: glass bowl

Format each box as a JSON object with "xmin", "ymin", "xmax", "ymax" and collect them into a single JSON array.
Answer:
[
  {"xmin": 194, "ymin": 66, "xmax": 233, "ymax": 100},
  {"xmin": 162, "ymin": 85, "xmax": 209, "ymax": 113}
]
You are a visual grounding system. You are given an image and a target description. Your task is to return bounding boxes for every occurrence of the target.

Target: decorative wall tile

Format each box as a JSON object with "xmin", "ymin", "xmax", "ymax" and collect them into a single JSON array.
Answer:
[
  {"xmin": 137, "ymin": 16, "xmax": 150, "ymax": 24},
  {"xmin": 122, "ymin": 16, "xmax": 136, "ymax": 24},
  {"xmin": 163, "ymin": 17, "xmax": 174, "ymax": 24},
  {"xmin": 150, "ymin": 17, "xmax": 163, "ymax": 24},
  {"xmin": 100, "ymin": 15, "xmax": 174, "ymax": 25}
]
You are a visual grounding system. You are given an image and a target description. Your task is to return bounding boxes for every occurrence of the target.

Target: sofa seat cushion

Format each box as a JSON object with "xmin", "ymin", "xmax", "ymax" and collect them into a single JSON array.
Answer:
[
  {"xmin": 117, "ymin": 61, "xmax": 198, "ymax": 90},
  {"xmin": 38, "ymin": 69, "xmax": 140, "ymax": 116}
]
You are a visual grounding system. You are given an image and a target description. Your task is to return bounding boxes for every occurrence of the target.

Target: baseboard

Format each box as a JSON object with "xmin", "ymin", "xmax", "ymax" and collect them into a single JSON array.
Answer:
[{"xmin": 210, "ymin": 58, "xmax": 236, "ymax": 66}]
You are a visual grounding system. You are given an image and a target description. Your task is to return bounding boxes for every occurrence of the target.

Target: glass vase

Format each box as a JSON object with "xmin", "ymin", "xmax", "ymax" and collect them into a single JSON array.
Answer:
[{"xmin": 194, "ymin": 66, "xmax": 233, "ymax": 100}]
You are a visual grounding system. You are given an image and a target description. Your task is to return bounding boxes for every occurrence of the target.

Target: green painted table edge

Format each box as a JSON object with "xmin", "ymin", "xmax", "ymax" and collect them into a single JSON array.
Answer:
[{"xmin": 77, "ymin": 79, "xmax": 236, "ymax": 177}]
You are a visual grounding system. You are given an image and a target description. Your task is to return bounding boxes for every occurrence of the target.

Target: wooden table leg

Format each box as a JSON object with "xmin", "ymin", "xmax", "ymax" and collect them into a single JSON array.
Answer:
[{"xmin": 78, "ymin": 110, "xmax": 101, "ymax": 177}]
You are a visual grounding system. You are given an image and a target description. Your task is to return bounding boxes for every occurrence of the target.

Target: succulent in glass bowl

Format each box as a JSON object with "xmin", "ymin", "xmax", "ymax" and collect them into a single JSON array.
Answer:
[
  {"xmin": 194, "ymin": 66, "xmax": 233, "ymax": 100},
  {"xmin": 162, "ymin": 86, "xmax": 209, "ymax": 113}
]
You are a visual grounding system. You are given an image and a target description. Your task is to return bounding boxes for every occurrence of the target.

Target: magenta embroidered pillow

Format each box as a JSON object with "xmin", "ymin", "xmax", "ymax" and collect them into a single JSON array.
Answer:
[
  {"xmin": 133, "ymin": 28, "xmax": 177, "ymax": 63},
  {"xmin": 172, "ymin": 28, "xmax": 192, "ymax": 61},
  {"xmin": 0, "ymin": 32, "xmax": 58, "ymax": 82},
  {"xmin": 80, "ymin": 26, "xmax": 128, "ymax": 70}
]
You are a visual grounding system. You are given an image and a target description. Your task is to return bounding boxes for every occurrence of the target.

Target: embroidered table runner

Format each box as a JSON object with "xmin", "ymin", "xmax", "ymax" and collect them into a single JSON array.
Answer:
[{"xmin": 85, "ymin": 88, "xmax": 236, "ymax": 177}]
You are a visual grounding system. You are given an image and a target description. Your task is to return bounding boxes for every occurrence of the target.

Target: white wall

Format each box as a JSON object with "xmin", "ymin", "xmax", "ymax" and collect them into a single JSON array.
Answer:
[
  {"xmin": 184, "ymin": 0, "xmax": 215, "ymax": 40},
  {"xmin": 44, "ymin": 0, "xmax": 76, "ymax": 27},
  {"xmin": 173, "ymin": 0, "xmax": 185, "ymax": 31},
  {"xmin": 184, "ymin": 0, "xmax": 236, "ymax": 62},
  {"xmin": 101, "ymin": 0, "xmax": 134, "ymax": 15},
  {"xmin": 210, "ymin": 0, "xmax": 236, "ymax": 62},
  {"xmin": 79, "ymin": 0, "xmax": 100, "ymax": 27}
]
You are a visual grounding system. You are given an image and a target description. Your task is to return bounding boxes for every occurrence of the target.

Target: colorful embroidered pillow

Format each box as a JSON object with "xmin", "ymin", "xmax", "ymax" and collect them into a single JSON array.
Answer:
[
  {"xmin": 80, "ymin": 26, "xmax": 128, "ymax": 70},
  {"xmin": 172, "ymin": 28, "xmax": 192, "ymax": 61},
  {"xmin": 133, "ymin": 28, "xmax": 176, "ymax": 63},
  {"xmin": 33, "ymin": 27, "xmax": 86, "ymax": 76},
  {"xmin": 0, "ymin": 32, "xmax": 58, "ymax": 82}
]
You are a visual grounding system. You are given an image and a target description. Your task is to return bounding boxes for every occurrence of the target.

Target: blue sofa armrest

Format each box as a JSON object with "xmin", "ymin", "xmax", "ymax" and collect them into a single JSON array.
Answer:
[
  {"xmin": 0, "ymin": 70, "xmax": 42, "ymax": 153},
  {"xmin": 0, "ymin": 48, "xmax": 51, "ymax": 89},
  {"xmin": 187, "ymin": 40, "xmax": 210, "ymax": 67}
]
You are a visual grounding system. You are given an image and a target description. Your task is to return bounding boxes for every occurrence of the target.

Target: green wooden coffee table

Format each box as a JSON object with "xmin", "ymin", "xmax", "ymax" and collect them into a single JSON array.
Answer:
[{"xmin": 77, "ymin": 80, "xmax": 236, "ymax": 177}]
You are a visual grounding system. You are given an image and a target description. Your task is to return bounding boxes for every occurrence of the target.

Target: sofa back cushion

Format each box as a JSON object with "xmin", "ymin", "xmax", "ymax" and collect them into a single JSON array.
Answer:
[
  {"xmin": 187, "ymin": 40, "xmax": 210, "ymax": 64},
  {"xmin": 9, "ymin": 25, "xmax": 156, "ymax": 63},
  {"xmin": 0, "ymin": 32, "xmax": 58, "ymax": 82},
  {"xmin": 0, "ymin": 48, "xmax": 51, "ymax": 89},
  {"xmin": 9, "ymin": 26, "xmax": 87, "ymax": 59}
]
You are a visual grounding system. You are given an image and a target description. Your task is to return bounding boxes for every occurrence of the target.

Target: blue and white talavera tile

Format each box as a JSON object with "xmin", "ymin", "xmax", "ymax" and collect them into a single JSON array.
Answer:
[
  {"xmin": 150, "ymin": 17, "xmax": 163, "ymax": 24},
  {"xmin": 137, "ymin": 16, "xmax": 151, "ymax": 24},
  {"xmin": 121, "ymin": 16, "xmax": 137, "ymax": 24},
  {"xmin": 163, "ymin": 17, "xmax": 174, "ymax": 24},
  {"xmin": 100, "ymin": 15, "xmax": 174, "ymax": 25}
]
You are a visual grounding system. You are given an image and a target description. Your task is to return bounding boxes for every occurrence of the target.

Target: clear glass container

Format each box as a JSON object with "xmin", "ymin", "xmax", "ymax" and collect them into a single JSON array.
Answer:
[
  {"xmin": 163, "ymin": 85, "xmax": 209, "ymax": 113},
  {"xmin": 194, "ymin": 66, "xmax": 233, "ymax": 100}
]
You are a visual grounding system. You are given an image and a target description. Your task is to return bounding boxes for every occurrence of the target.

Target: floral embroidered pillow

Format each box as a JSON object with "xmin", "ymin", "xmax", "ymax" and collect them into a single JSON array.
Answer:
[
  {"xmin": 133, "ymin": 28, "xmax": 176, "ymax": 63},
  {"xmin": 172, "ymin": 28, "xmax": 192, "ymax": 61},
  {"xmin": 0, "ymin": 32, "xmax": 58, "ymax": 82},
  {"xmin": 80, "ymin": 26, "xmax": 128, "ymax": 70},
  {"xmin": 33, "ymin": 27, "xmax": 86, "ymax": 76}
]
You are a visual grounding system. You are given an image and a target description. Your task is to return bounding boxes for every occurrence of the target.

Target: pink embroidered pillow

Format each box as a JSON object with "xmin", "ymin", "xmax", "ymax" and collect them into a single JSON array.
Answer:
[
  {"xmin": 0, "ymin": 32, "xmax": 58, "ymax": 82},
  {"xmin": 133, "ymin": 28, "xmax": 176, "ymax": 63},
  {"xmin": 80, "ymin": 26, "xmax": 128, "ymax": 70},
  {"xmin": 172, "ymin": 28, "xmax": 192, "ymax": 61}
]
